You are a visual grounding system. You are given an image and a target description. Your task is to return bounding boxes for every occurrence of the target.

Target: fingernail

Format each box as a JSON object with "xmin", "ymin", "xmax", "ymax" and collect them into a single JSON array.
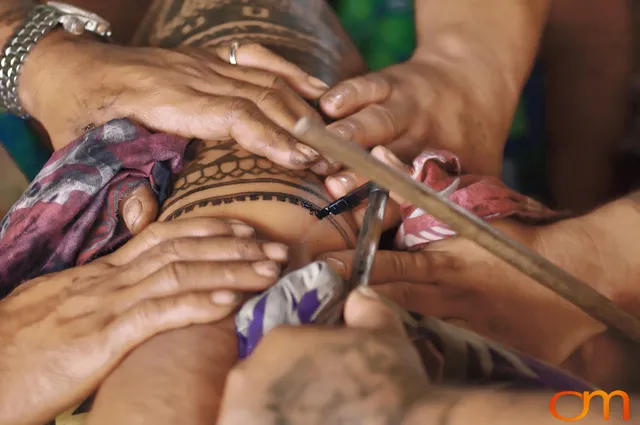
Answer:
[
  {"xmin": 252, "ymin": 260, "xmax": 280, "ymax": 278},
  {"xmin": 380, "ymin": 146, "xmax": 405, "ymax": 168},
  {"xmin": 326, "ymin": 91, "xmax": 347, "ymax": 110},
  {"xmin": 357, "ymin": 285, "xmax": 380, "ymax": 300},
  {"xmin": 330, "ymin": 124, "xmax": 353, "ymax": 141},
  {"xmin": 333, "ymin": 173, "xmax": 358, "ymax": 194},
  {"xmin": 211, "ymin": 290, "xmax": 241, "ymax": 305},
  {"xmin": 262, "ymin": 243, "xmax": 289, "ymax": 261},
  {"xmin": 124, "ymin": 198, "xmax": 142, "ymax": 231},
  {"xmin": 231, "ymin": 224, "xmax": 255, "ymax": 238},
  {"xmin": 226, "ymin": 219, "xmax": 249, "ymax": 224},
  {"xmin": 295, "ymin": 143, "xmax": 320, "ymax": 160},
  {"xmin": 323, "ymin": 257, "xmax": 346, "ymax": 276},
  {"xmin": 308, "ymin": 75, "xmax": 329, "ymax": 90}
]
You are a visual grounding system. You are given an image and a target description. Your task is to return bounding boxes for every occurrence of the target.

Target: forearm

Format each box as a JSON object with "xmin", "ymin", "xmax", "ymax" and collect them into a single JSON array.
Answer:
[
  {"xmin": 87, "ymin": 321, "xmax": 238, "ymax": 425},
  {"xmin": 403, "ymin": 387, "xmax": 633, "ymax": 425},
  {"xmin": 415, "ymin": 0, "xmax": 550, "ymax": 94},
  {"xmin": 554, "ymin": 192, "xmax": 640, "ymax": 390},
  {"xmin": 412, "ymin": 0, "xmax": 550, "ymax": 157}
]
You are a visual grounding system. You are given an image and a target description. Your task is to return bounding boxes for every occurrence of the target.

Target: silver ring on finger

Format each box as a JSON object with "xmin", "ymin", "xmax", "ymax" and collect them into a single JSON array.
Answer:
[{"xmin": 229, "ymin": 41, "xmax": 240, "ymax": 65}]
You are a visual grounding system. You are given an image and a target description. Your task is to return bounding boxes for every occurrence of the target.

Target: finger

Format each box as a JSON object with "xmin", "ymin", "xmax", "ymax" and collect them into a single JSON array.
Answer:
[
  {"xmin": 386, "ymin": 134, "xmax": 427, "ymax": 165},
  {"xmin": 370, "ymin": 146, "xmax": 413, "ymax": 205},
  {"xmin": 320, "ymin": 72, "xmax": 393, "ymax": 117},
  {"xmin": 119, "ymin": 184, "xmax": 158, "ymax": 235},
  {"xmin": 190, "ymin": 77, "xmax": 322, "ymax": 141},
  {"xmin": 112, "ymin": 260, "xmax": 281, "ymax": 313},
  {"xmin": 324, "ymin": 170, "xmax": 401, "ymax": 228},
  {"xmin": 104, "ymin": 291, "xmax": 243, "ymax": 359},
  {"xmin": 199, "ymin": 58, "xmax": 325, "ymax": 123},
  {"xmin": 215, "ymin": 43, "xmax": 329, "ymax": 98},
  {"xmin": 326, "ymin": 100, "xmax": 411, "ymax": 149},
  {"xmin": 318, "ymin": 249, "xmax": 446, "ymax": 285},
  {"xmin": 104, "ymin": 218, "xmax": 255, "ymax": 266},
  {"xmin": 114, "ymin": 237, "xmax": 289, "ymax": 286},
  {"xmin": 372, "ymin": 281, "xmax": 460, "ymax": 317},
  {"xmin": 344, "ymin": 286, "xmax": 406, "ymax": 336}
]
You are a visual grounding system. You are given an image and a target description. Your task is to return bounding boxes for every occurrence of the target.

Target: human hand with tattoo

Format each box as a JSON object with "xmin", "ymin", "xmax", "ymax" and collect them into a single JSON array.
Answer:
[
  {"xmin": 320, "ymin": 147, "xmax": 640, "ymax": 390},
  {"xmin": 0, "ymin": 216, "xmax": 289, "ymax": 425},
  {"xmin": 20, "ymin": 33, "xmax": 328, "ymax": 165},
  {"xmin": 216, "ymin": 286, "xmax": 432, "ymax": 425}
]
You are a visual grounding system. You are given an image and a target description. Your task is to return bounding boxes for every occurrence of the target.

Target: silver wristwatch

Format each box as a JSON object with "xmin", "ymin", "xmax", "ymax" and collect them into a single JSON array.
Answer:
[{"xmin": 0, "ymin": 1, "xmax": 112, "ymax": 118}]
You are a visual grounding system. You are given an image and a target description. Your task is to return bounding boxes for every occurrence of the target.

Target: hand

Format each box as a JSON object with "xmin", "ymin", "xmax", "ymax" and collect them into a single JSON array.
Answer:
[
  {"xmin": 0, "ymin": 217, "xmax": 289, "ymax": 425},
  {"xmin": 217, "ymin": 287, "xmax": 430, "ymax": 425},
  {"xmin": 319, "ymin": 52, "xmax": 514, "ymax": 176},
  {"xmin": 320, "ymin": 147, "xmax": 640, "ymax": 381},
  {"xmin": 20, "ymin": 34, "xmax": 329, "ymax": 171},
  {"xmin": 319, "ymin": 218, "xmax": 608, "ymax": 365}
]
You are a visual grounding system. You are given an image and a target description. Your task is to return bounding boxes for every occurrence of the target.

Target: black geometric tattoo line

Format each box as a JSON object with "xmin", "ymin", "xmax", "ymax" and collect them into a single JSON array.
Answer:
[
  {"xmin": 172, "ymin": 140, "xmax": 315, "ymax": 195},
  {"xmin": 165, "ymin": 191, "xmax": 354, "ymax": 248},
  {"xmin": 162, "ymin": 178, "xmax": 330, "ymax": 211}
]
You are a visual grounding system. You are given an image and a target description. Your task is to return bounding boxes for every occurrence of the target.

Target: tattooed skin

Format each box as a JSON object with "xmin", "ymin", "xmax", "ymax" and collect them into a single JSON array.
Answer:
[
  {"xmin": 137, "ymin": 0, "xmax": 364, "ymax": 247},
  {"xmin": 266, "ymin": 336, "xmax": 431, "ymax": 425},
  {"xmin": 132, "ymin": 0, "xmax": 365, "ymax": 85}
]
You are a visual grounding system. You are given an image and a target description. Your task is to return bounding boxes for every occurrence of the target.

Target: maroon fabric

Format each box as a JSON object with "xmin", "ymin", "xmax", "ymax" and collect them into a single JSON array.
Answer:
[
  {"xmin": 0, "ymin": 119, "xmax": 189, "ymax": 297},
  {"xmin": 395, "ymin": 150, "xmax": 569, "ymax": 250}
]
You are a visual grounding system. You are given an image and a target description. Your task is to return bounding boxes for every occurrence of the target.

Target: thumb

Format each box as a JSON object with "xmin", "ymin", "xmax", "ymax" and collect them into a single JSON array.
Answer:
[
  {"xmin": 317, "ymin": 249, "xmax": 439, "ymax": 285},
  {"xmin": 344, "ymin": 286, "xmax": 406, "ymax": 336},
  {"xmin": 370, "ymin": 145, "xmax": 412, "ymax": 206},
  {"xmin": 324, "ymin": 171, "xmax": 401, "ymax": 229},
  {"xmin": 119, "ymin": 184, "xmax": 159, "ymax": 235}
]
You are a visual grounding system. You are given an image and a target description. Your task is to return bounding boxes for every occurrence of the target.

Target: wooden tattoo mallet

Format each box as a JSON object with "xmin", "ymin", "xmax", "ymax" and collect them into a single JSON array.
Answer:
[{"xmin": 292, "ymin": 117, "xmax": 640, "ymax": 345}]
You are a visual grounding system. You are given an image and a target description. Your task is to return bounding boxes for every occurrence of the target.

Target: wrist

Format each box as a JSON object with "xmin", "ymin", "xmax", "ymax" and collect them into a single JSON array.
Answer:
[
  {"xmin": 18, "ymin": 30, "xmax": 84, "ymax": 118},
  {"xmin": 410, "ymin": 38, "xmax": 518, "ymax": 176}
]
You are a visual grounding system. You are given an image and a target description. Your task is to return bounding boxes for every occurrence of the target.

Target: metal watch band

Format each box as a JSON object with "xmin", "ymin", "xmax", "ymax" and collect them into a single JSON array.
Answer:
[{"xmin": 0, "ymin": 5, "xmax": 62, "ymax": 117}]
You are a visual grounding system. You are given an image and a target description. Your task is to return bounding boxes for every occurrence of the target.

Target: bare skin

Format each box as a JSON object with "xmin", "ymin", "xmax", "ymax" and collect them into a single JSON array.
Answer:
[
  {"xmin": 85, "ymin": 2, "xmax": 362, "ymax": 425},
  {"xmin": 218, "ymin": 288, "xmax": 636, "ymax": 425}
]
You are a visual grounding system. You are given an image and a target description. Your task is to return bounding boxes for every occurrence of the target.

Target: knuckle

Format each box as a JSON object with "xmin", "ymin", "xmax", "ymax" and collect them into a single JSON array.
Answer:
[
  {"xmin": 266, "ymin": 75, "xmax": 286, "ymax": 90},
  {"xmin": 253, "ymin": 88, "xmax": 282, "ymax": 107},
  {"xmin": 423, "ymin": 250, "xmax": 465, "ymax": 276},
  {"xmin": 367, "ymin": 74, "xmax": 392, "ymax": 96},
  {"xmin": 216, "ymin": 263, "xmax": 238, "ymax": 285},
  {"xmin": 265, "ymin": 124, "xmax": 295, "ymax": 150},
  {"xmin": 369, "ymin": 104, "xmax": 399, "ymax": 135},
  {"xmin": 162, "ymin": 262, "xmax": 184, "ymax": 286},
  {"xmin": 231, "ymin": 239, "xmax": 260, "ymax": 259},
  {"xmin": 142, "ymin": 222, "xmax": 165, "ymax": 244},
  {"xmin": 228, "ymin": 97, "xmax": 254, "ymax": 114},
  {"xmin": 388, "ymin": 253, "xmax": 408, "ymax": 278}
]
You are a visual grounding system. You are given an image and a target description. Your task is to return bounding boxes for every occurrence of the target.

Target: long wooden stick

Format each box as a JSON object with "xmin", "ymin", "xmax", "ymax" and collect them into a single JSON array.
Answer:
[{"xmin": 293, "ymin": 117, "xmax": 640, "ymax": 344}]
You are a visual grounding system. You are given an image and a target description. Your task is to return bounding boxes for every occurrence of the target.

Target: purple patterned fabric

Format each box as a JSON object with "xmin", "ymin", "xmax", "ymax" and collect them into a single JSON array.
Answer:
[{"xmin": 0, "ymin": 119, "xmax": 190, "ymax": 297}]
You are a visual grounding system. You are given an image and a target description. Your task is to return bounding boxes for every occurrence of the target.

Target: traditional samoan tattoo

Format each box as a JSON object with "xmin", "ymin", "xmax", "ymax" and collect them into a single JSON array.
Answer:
[
  {"xmin": 132, "ymin": 0, "xmax": 366, "ymax": 85},
  {"xmin": 168, "ymin": 139, "xmax": 320, "ymax": 198},
  {"xmin": 138, "ymin": 0, "xmax": 363, "ymax": 246},
  {"xmin": 162, "ymin": 139, "xmax": 355, "ymax": 248},
  {"xmin": 165, "ymin": 191, "xmax": 354, "ymax": 246}
]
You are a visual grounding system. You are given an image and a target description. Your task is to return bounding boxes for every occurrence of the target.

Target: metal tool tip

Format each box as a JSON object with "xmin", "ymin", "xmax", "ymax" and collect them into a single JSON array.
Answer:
[{"xmin": 293, "ymin": 116, "xmax": 314, "ymax": 135}]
